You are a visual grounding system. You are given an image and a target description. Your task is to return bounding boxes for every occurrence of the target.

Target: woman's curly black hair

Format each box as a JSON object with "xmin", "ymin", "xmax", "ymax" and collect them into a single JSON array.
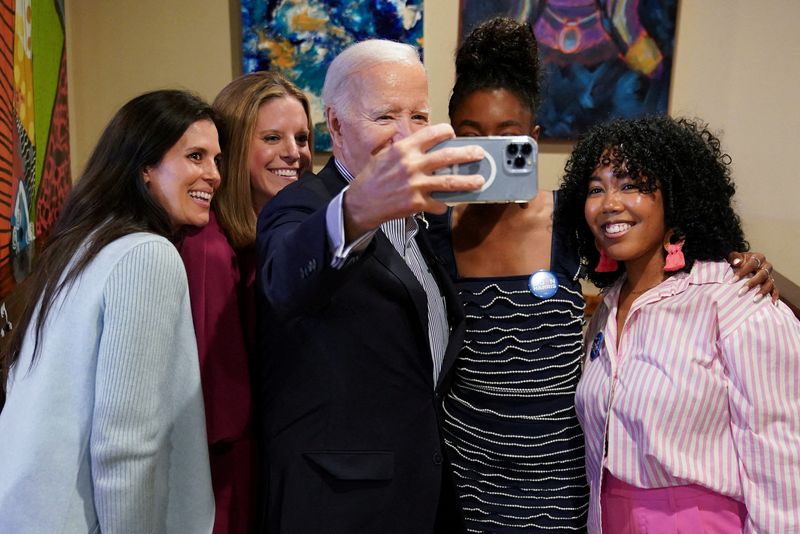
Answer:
[
  {"xmin": 556, "ymin": 115, "xmax": 748, "ymax": 288},
  {"xmin": 449, "ymin": 17, "xmax": 542, "ymax": 119}
]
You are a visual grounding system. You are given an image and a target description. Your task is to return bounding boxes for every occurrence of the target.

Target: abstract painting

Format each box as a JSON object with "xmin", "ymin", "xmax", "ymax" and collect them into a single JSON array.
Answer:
[
  {"xmin": 242, "ymin": 0, "xmax": 424, "ymax": 152},
  {"xmin": 0, "ymin": 0, "xmax": 70, "ymax": 302},
  {"xmin": 459, "ymin": 0, "xmax": 678, "ymax": 139}
]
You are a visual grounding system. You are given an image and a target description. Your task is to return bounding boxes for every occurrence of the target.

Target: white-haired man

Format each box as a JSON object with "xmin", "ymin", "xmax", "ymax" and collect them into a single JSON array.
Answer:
[{"xmin": 255, "ymin": 39, "xmax": 483, "ymax": 533}]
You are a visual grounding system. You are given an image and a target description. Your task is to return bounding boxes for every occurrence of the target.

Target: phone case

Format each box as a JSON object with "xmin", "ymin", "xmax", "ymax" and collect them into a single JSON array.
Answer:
[{"xmin": 429, "ymin": 136, "xmax": 538, "ymax": 204}]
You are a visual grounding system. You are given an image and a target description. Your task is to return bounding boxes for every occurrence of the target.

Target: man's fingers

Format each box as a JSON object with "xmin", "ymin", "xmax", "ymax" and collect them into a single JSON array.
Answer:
[
  {"xmin": 421, "ymin": 145, "xmax": 484, "ymax": 174},
  {"xmin": 418, "ymin": 173, "xmax": 485, "ymax": 193},
  {"xmin": 399, "ymin": 122, "xmax": 457, "ymax": 152}
]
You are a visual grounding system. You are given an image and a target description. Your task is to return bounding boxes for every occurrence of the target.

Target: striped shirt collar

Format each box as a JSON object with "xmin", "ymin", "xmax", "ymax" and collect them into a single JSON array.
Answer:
[
  {"xmin": 602, "ymin": 260, "xmax": 736, "ymax": 308},
  {"xmin": 334, "ymin": 157, "xmax": 355, "ymax": 184}
]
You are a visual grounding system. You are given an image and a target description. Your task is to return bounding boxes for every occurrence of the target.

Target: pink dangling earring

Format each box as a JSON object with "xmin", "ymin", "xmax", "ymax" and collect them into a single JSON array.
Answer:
[
  {"xmin": 664, "ymin": 236, "xmax": 686, "ymax": 272},
  {"xmin": 595, "ymin": 248, "xmax": 618, "ymax": 272}
]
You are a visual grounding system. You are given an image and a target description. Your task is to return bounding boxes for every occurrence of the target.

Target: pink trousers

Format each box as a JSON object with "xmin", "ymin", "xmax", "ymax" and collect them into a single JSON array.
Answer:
[{"xmin": 601, "ymin": 471, "xmax": 747, "ymax": 533}]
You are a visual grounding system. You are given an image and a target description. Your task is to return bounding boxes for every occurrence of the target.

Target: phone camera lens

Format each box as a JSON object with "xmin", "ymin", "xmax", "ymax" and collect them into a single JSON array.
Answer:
[
  {"xmin": 521, "ymin": 143, "xmax": 533, "ymax": 155},
  {"xmin": 513, "ymin": 156, "xmax": 526, "ymax": 169},
  {"xmin": 506, "ymin": 144, "xmax": 519, "ymax": 156}
]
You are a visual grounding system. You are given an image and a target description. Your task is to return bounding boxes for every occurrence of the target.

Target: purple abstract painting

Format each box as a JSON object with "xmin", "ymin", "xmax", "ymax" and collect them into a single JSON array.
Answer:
[{"xmin": 460, "ymin": 0, "xmax": 678, "ymax": 139}]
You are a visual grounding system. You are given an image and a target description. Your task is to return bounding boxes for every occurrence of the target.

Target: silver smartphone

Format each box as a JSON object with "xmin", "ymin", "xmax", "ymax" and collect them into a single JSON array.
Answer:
[{"xmin": 429, "ymin": 136, "xmax": 538, "ymax": 204}]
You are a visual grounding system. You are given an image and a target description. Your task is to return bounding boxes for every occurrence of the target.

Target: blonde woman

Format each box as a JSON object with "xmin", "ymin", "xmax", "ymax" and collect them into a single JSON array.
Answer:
[{"xmin": 175, "ymin": 71, "xmax": 312, "ymax": 534}]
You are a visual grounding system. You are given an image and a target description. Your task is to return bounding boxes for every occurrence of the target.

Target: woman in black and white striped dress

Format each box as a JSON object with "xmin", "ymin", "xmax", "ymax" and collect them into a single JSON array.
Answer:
[
  {"xmin": 432, "ymin": 210, "xmax": 589, "ymax": 532},
  {"xmin": 429, "ymin": 18, "xmax": 590, "ymax": 532}
]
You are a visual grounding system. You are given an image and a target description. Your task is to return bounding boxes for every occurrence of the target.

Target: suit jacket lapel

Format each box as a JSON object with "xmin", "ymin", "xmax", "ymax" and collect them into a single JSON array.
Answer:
[
  {"xmin": 416, "ymin": 226, "xmax": 465, "ymax": 391},
  {"xmin": 370, "ymin": 230, "xmax": 431, "ymax": 358}
]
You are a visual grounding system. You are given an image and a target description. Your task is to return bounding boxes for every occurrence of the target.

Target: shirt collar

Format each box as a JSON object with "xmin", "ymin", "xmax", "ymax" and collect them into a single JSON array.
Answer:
[
  {"xmin": 334, "ymin": 157, "xmax": 355, "ymax": 184},
  {"xmin": 601, "ymin": 260, "xmax": 734, "ymax": 309}
]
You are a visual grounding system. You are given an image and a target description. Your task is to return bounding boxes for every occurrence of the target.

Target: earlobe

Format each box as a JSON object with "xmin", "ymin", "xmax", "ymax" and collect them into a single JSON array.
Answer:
[{"xmin": 142, "ymin": 168, "xmax": 152, "ymax": 186}]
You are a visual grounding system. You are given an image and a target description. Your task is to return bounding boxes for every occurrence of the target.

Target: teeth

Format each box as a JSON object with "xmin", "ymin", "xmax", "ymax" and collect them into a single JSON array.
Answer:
[
  {"xmin": 604, "ymin": 222, "xmax": 630, "ymax": 235},
  {"xmin": 189, "ymin": 191, "xmax": 212, "ymax": 201},
  {"xmin": 271, "ymin": 169, "xmax": 299, "ymax": 177}
]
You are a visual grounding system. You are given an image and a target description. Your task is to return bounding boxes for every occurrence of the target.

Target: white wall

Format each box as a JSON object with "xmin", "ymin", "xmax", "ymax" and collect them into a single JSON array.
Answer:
[
  {"xmin": 67, "ymin": 0, "xmax": 800, "ymax": 279},
  {"xmin": 65, "ymin": 0, "xmax": 236, "ymax": 175},
  {"xmin": 670, "ymin": 1, "xmax": 800, "ymax": 280}
]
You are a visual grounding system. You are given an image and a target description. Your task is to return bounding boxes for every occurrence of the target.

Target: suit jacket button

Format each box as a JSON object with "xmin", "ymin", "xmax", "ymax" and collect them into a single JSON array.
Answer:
[{"xmin": 432, "ymin": 451, "xmax": 443, "ymax": 465}]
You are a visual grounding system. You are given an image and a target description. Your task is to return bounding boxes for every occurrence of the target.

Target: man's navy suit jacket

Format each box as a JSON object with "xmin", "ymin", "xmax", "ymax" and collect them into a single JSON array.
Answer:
[{"xmin": 254, "ymin": 158, "xmax": 466, "ymax": 533}]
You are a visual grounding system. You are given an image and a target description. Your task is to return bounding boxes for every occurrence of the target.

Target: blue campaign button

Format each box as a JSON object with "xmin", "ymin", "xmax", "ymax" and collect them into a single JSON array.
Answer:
[
  {"xmin": 590, "ymin": 332, "xmax": 604, "ymax": 361},
  {"xmin": 528, "ymin": 270, "xmax": 558, "ymax": 299}
]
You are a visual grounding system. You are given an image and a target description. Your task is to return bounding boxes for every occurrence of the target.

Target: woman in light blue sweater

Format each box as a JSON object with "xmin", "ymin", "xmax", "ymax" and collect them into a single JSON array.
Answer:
[{"xmin": 0, "ymin": 90, "xmax": 223, "ymax": 533}]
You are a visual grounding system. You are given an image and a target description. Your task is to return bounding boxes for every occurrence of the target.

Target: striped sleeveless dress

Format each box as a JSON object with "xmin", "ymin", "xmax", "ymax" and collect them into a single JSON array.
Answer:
[{"xmin": 429, "ymin": 200, "xmax": 589, "ymax": 532}]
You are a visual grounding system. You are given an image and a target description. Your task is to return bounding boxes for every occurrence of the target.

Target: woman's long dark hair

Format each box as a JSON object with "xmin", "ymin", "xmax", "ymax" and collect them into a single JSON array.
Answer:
[{"xmin": 1, "ymin": 90, "xmax": 222, "ymax": 392}]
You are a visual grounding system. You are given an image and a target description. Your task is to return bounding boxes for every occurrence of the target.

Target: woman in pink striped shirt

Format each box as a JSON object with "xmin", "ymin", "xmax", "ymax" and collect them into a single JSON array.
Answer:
[{"xmin": 557, "ymin": 116, "xmax": 800, "ymax": 533}]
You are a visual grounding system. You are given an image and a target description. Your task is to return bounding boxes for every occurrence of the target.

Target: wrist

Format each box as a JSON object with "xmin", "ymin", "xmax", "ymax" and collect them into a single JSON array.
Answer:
[{"xmin": 342, "ymin": 189, "xmax": 377, "ymax": 241}]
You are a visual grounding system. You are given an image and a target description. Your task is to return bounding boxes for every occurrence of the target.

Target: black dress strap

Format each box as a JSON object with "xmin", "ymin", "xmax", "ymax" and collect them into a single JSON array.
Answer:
[
  {"xmin": 551, "ymin": 190, "xmax": 582, "ymax": 281},
  {"xmin": 424, "ymin": 208, "xmax": 459, "ymax": 280}
]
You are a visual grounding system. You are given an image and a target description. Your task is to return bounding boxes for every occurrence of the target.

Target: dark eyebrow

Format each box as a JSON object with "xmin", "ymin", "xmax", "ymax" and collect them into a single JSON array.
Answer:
[
  {"xmin": 456, "ymin": 118, "xmax": 525, "ymax": 131},
  {"xmin": 455, "ymin": 119, "xmax": 482, "ymax": 130},
  {"xmin": 186, "ymin": 146, "xmax": 221, "ymax": 158},
  {"xmin": 496, "ymin": 120, "xmax": 523, "ymax": 129}
]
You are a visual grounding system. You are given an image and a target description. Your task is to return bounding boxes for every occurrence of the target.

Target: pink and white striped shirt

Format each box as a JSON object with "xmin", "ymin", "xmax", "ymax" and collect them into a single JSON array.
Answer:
[{"xmin": 576, "ymin": 261, "xmax": 800, "ymax": 533}]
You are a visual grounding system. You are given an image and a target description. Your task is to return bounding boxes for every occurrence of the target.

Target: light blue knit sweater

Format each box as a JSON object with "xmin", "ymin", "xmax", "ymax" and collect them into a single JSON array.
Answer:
[{"xmin": 0, "ymin": 233, "xmax": 214, "ymax": 533}]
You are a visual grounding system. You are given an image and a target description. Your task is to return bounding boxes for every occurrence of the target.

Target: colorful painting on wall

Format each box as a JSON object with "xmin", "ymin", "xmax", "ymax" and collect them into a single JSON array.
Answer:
[
  {"xmin": 0, "ymin": 0, "xmax": 70, "ymax": 301},
  {"xmin": 459, "ymin": 0, "xmax": 678, "ymax": 139},
  {"xmin": 242, "ymin": 0, "xmax": 424, "ymax": 152}
]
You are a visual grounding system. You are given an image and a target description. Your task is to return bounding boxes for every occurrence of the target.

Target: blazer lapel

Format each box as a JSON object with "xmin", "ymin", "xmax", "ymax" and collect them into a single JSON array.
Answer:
[
  {"xmin": 370, "ymin": 231, "xmax": 431, "ymax": 354},
  {"xmin": 371, "ymin": 221, "xmax": 467, "ymax": 392},
  {"xmin": 415, "ymin": 226, "xmax": 465, "ymax": 392}
]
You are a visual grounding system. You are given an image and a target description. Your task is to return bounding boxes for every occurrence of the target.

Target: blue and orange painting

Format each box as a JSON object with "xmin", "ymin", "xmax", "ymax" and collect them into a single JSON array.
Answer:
[
  {"xmin": 242, "ymin": 0, "xmax": 424, "ymax": 152},
  {"xmin": 460, "ymin": 0, "xmax": 678, "ymax": 139}
]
